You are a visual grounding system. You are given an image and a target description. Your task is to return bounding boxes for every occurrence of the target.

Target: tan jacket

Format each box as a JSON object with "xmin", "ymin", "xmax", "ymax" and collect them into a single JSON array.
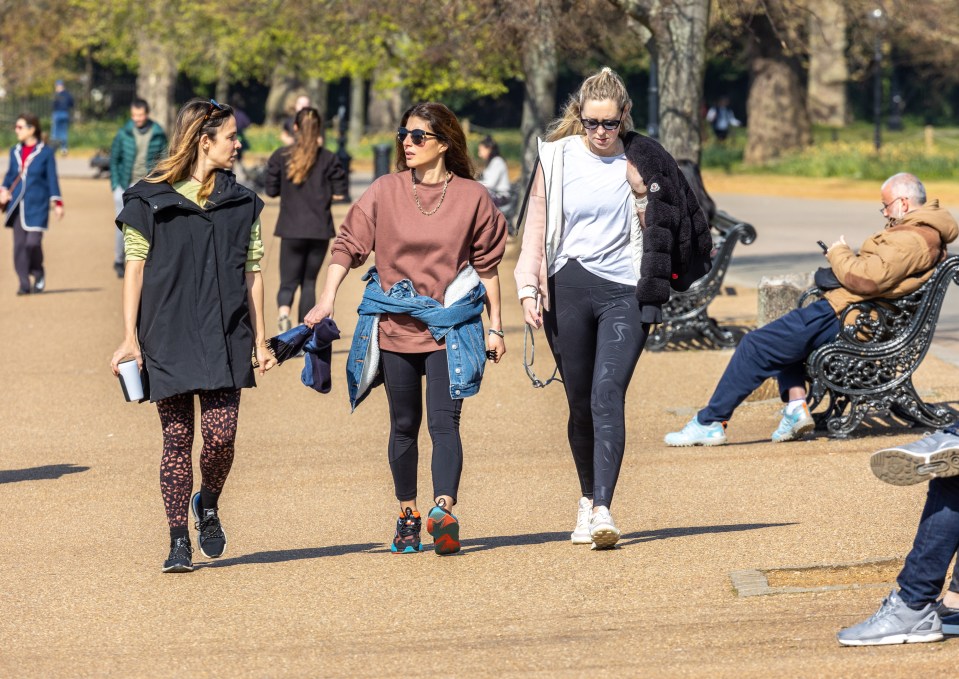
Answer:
[{"xmin": 824, "ymin": 200, "xmax": 959, "ymax": 314}]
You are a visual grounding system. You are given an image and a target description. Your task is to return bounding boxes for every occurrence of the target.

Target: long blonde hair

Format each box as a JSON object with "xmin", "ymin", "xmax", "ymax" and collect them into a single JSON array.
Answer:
[
  {"xmin": 147, "ymin": 98, "xmax": 234, "ymax": 205},
  {"xmin": 546, "ymin": 67, "xmax": 633, "ymax": 142},
  {"xmin": 286, "ymin": 107, "xmax": 322, "ymax": 185}
]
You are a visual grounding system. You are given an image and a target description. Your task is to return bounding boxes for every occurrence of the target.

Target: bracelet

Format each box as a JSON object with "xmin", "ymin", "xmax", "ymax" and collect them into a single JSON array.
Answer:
[{"xmin": 488, "ymin": 328, "xmax": 505, "ymax": 338}]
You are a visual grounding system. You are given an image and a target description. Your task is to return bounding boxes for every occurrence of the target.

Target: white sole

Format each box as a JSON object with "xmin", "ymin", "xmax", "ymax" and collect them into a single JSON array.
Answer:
[
  {"xmin": 772, "ymin": 419, "xmax": 815, "ymax": 443},
  {"xmin": 838, "ymin": 632, "xmax": 943, "ymax": 646},
  {"xmin": 870, "ymin": 449, "xmax": 959, "ymax": 486},
  {"xmin": 571, "ymin": 533, "xmax": 593, "ymax": 545},
  {"xmin": 664, "ymin": 438, "xmax": 727, "ymax": 447}
]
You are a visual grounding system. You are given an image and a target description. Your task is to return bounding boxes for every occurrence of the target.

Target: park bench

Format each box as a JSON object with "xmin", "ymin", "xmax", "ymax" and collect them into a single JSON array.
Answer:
[
  {"xmin": 799, "ymin": 254, "xmax": 959, "ymax": 438},
  {"xmin": 647, "ymin": 210, "xmax": 757, "ymax": 350}
]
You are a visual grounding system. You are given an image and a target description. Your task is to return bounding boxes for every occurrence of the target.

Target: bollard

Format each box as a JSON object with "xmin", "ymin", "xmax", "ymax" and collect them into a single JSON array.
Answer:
[{"xmin": 373, "ymin": 143, "xmax": 392, "ymax": 179}]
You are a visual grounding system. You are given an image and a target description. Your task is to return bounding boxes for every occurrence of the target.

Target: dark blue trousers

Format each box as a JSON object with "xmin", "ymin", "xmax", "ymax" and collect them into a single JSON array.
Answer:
[
  {"xmin": 898, "ymin": 476, "xmax": 959, "ymax": 607},
  {"xmin": 698, "ymin": 300, "xmax": 840, "ymax": 424}
]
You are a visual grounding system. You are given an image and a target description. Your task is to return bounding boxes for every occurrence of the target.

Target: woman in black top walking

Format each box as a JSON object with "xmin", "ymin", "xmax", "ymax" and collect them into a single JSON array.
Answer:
[
  {"xmin": 265, "ymin": 107, "xmax": 348, "ymax": 332},
  {"xmin": 110, "ymin": 98, "xmax": 276, "ymax": 573}
]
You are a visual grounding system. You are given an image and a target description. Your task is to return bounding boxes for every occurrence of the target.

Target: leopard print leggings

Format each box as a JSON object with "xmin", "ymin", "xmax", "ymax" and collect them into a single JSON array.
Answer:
[{"xmin": 155, "ymin": 389, "xmax": 241, "ymax": 529}]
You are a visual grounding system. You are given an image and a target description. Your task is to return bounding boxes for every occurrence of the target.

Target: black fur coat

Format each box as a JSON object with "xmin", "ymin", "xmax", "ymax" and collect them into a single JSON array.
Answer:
[{"xmin": 623, "ymin": 131, "xmax": 713, "ymax": 323}]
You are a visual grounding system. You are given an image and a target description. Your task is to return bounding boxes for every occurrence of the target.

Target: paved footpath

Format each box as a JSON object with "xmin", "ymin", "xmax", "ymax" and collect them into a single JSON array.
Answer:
[{"xmin": 2, "ymin": 173, "xmax": 959, "ymax": 677}]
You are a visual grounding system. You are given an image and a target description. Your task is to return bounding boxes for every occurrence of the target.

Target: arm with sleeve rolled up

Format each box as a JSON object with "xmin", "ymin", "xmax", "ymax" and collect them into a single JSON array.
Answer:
[
  {"xmin": 471, "ymin": 194, "xmax": 509, "ymax": 362},
  {"xmin": 826, "ymin": 233, "xmax": 928, "ymax": 297}
]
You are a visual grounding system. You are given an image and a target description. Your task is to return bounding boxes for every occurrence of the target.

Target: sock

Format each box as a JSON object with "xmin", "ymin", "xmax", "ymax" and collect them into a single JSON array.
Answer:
[
  {"xmin": 785, "ymin": 399, "xmax": 806, "ymax": 415},
  {"xmin": 170, "ymin": 526, "xmax": 189, "ymax": 543},
  {"xmin": 200, "ymin": 486, "xmax": 220, "ymax": 511}
]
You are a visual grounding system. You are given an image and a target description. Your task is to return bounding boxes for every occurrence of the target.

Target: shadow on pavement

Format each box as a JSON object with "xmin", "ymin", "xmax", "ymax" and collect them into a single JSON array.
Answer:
[
  {"xmin": 0, "ymin": 463, "xmax": 90, "ymax": 484},
  {"xmin": 458, "ymin": 531, "xmax": 575, "ymax": 554},
  {"xmin": 30, "ymin": 287, "xmax": 103, "ymax": 295},
  {"xmin": 618, "ymin": 522, "xmax": 796, "ymax": 547},
  {"xmin": 199, "ymin": 542, "xmax": 381, "ymax": 568}
]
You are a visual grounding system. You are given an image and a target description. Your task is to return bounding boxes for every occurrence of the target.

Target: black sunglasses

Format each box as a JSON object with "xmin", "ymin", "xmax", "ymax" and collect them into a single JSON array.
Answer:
[
  {"xmin": 580, "ymin": 117, "xmax": 623, "ymax": 131},
  {"xmin": 397, "ymin": 127, "xmax": 441, "ymax": 146},
  {"xmin": 204, "ymin": 99, "xmax": 226, "ymax": 120}
]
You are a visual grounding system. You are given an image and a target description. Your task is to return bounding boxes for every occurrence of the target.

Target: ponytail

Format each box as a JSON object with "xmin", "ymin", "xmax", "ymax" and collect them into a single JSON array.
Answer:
[{"xmin": 286, "ymin": 107, "xmax": 323, "ymax": 185}]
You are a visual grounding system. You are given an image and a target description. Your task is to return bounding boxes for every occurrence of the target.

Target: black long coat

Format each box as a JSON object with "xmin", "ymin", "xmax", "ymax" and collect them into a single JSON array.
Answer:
[{"xmin": 117, "ymin": 171, "xmax": 265, "ymax": 401}]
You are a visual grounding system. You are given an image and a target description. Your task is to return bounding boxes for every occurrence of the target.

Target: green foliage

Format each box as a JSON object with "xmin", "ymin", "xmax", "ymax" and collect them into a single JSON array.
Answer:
[{"xmin": 701, "ymin": 122, "xmax": 959, "ymax": 181}]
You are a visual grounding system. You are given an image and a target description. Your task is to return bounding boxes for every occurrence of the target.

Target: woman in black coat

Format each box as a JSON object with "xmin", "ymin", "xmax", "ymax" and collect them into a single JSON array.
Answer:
[
  {"xmin": 265, "ymin": 107, "xmax": 348, "ymax": 332},
  {"xmin": 110, "ymin": 98, "xmax": 276, "ymax": 574}
]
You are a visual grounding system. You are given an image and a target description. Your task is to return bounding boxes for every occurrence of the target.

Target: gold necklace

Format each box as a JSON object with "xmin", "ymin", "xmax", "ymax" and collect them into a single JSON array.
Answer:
[{"xmin": 411, "ymin": 169, "xmax": 450, "ymax": 216}]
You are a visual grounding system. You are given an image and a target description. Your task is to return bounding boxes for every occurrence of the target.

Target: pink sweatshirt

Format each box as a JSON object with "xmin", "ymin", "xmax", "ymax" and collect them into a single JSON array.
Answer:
[{"xmin": 331, "ymin": 171, "xmax": 507, "ymax": 352}]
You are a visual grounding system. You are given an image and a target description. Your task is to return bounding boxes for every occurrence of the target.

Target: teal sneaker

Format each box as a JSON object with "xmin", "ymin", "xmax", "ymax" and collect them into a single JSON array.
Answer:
[
  {"xmin": 771, "ymin": 402, "xmax": 815, "ymax": 442},
  {"xmin": 664, "ymin": 416, "xmax": 727, "ymax": 447}
]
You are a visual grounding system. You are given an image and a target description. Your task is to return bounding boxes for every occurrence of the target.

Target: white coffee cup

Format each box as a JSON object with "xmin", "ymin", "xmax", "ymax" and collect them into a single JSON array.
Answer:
[{"xmin": 118, "ymin": 359, "xmax": 144, "ymax": 402}]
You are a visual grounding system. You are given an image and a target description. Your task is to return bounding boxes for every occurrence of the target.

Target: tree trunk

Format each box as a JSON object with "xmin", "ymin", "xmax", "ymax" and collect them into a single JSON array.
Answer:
[
  {"xmin": 348, "ymin": 74, "xmax": 365, "ymax": 149},
  {"xmin": 743, "ymin": 14, "xmax": 812, "ymax": 165},
  {"xmin": 136, "ymin": 33, "xmax": 177, "ymax": 133},
  {"xmin": 611, "ymin": 0, "xmax": 709, "ymax": 163},
  {"xmin": 215, "ymin": 57, "xmax": 229, "ymax": 106},
  {"xmin": 519, "ymin": 3, "xmax": 557, "ymax": 184},
  {"xmin": 807, "ymin": 0, "xmax": 848, "ymax": 127},
  {"xmin": 304, "ymin": 77, "xmax": 327, "ymax": 119},
  {"xmin": 264, "ymin": 63, "xmax": 298, "ymax": 125},
  {"xmin": 367, "ymin": 73, "xmax": 407, "ymax": 133}
]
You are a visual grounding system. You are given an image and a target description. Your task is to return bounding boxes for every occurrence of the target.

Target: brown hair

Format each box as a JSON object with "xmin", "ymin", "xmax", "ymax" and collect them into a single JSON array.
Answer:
[
  {"xmin": 286, "ymin": 107, "xmax": 323, "ymax": 185},
  {"xmin": 546, "ymin": 67, "xmax": 633, "ymax": 142},
  {"xmin": 17, "ymin": 113, "xmax": 42, "ymax": 142},
  {"xmin": 395, "ymin": 103, "xmax": 474, "ymax": 179},
  {"xmin": 147, "ymin": 98, "xmax": 234, "ymax": 204}
]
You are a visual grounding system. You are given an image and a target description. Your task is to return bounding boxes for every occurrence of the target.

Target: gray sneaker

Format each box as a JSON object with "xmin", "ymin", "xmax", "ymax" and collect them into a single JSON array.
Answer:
[
  {"xmin": 837, "ymin": 589, "xmax": 943, "ymax": 646},
  {"xmin": 870, "ymin": 431, "xmax": 959, "ymax": 486}
]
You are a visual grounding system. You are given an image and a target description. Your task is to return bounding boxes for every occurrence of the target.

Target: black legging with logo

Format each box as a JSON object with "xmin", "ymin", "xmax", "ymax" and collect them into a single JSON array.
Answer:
[{"xmin": 543, "ymin": 259, "xmax": 649, "ymax": 509}]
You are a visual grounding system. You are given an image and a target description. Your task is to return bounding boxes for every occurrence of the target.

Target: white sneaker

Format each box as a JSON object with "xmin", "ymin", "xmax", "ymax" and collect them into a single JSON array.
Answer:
[
  {"xmin": 571, "ymin": 497, "xmax": 592, "ymax": 544},
  {"xmin": 589, "ymin": 506, "xmax": 621, "ymax": 550}
]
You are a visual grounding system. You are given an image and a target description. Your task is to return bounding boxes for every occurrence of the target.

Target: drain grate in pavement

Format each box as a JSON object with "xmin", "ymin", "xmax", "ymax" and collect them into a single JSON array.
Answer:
[{"xmin": 730, "ymin": 557, "xmax": 903, "ymax": 597}]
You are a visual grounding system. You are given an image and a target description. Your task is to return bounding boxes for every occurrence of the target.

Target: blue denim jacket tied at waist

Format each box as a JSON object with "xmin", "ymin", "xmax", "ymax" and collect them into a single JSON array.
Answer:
[{"xmin": 347, "ymin": 265, "xmax": 488, "ymax": 410}]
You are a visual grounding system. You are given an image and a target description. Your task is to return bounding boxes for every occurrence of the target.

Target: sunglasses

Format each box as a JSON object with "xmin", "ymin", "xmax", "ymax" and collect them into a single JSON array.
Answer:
[
  {"xmin": 397, "ymin": 127, "xmax": 441, "ymax": 146},
  {"xmin": 580, "ymin": 117, "xmax": 623, "ymax": 131},
  {"xmin": 204, "ymin": 99, "xmax": 227, "ymax": 121}
]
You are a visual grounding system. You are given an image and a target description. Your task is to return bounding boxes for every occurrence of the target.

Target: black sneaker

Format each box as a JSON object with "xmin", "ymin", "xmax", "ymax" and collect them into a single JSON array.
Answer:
[
  {"xmin": 113, "ymin": 261, "xmax": 125, "ymax": 278},
  {"xmin": 191, "ymin": 491, "xmax": 227, "ymax": 558},
  {"xmin": 936, "ymin": 600, "xmax": 959, "ymax": 635},
  {"xmin": 162, "ymin": 536, "xmax": 194, "ymax": 573},
  {"xmin": 390, "ymin": 507, "xmax": 423, "ymax": 554}
]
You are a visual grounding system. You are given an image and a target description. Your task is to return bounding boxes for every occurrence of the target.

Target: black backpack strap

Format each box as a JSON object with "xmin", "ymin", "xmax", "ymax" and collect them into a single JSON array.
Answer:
[{"xmin": 514, "ymin": 155, "xmax": 540, "ymax": 235}]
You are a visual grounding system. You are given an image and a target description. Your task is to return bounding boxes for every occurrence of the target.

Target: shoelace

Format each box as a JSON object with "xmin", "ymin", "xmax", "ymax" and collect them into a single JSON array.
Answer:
[
  {"xmin": 172, "ymin": 537, "xmax": 192, "ymax": 556},
  {"xmin": 196, "ymin": 511, "xmax": 224, "ymax": 537}
]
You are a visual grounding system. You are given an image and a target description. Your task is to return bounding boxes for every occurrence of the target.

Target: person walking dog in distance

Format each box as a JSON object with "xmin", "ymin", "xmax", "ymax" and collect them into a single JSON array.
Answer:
[
  {"xmin": 109, "ymin": 98, "xmax": 168, "ymax": 278},
  {"xmin": 665, "ymin": 173, "xmax": 957, "ymax": 447},
  {"xmin": 304, "ymin": 102, "xmax": 507, "ymax": 556},
  {"xmin": 110, "ymin": 99, "xmax": 276, "ymax": 574},
  {"xmin": 515, "ymin": 67, "xmax": 652, "ymax": 551},
  {"xmin": 265, "ymin": 107, "xmax": 348, "ymax": 333},
  {"xmin": 1, "ymin": 113, "xmax": 64, "ymax": 296}
]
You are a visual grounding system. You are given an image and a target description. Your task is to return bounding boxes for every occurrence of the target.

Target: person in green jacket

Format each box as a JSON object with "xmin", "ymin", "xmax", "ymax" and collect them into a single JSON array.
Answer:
[{"xmin": 110, "ymin": 98, "xmax": 167, "ymax": 278}]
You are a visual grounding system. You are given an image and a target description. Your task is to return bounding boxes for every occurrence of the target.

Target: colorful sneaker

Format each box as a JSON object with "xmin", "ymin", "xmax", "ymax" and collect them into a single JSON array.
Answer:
[
  {"xmin": 191, "ymin": 492, "xmax": 227, "ymax": 559},
  {"xmin": 664, "ymin": 416, "xmax": 727, "ymax": 447},
  {"xmin": 935, "ymin": 600, "xmax": 959, "ymax": 635},
  {"xmin": 771, "ymin": 402, "xmax": 815, "ymax": 442},
  {"xmin": 837, "ymin": 589, "xmax": 943, "ymax": 646},
  {"xmin": 571, "ymin": 496, "xmax": 593, "ymax": 545},
  {"xmin": 162, "ymin": 536, "xmax": 194, "ymax": 573},
  {"xmin": 589, "ymin": 506, "xmax": 621, "ymax": 550},
  {"xmin": 391, "ymin": 508, "xmax": 423, "ymax": 554},
  {"xmin": 870, "ymin": 431, "xmax": 959, "ymax": 486},
  {"xmin": 426, "ymin": 501, "xmax": 460, "ymax": 555}
]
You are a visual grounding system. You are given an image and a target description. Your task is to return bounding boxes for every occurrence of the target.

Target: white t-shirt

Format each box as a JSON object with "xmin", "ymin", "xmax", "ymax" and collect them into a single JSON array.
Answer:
[
  {"xmin": 478, "ymin": 156, "xmax": 510, "ymax": 198},
  {"xmin": 551, "ymin": 137, "xmax": 634, "ymax": 285}
]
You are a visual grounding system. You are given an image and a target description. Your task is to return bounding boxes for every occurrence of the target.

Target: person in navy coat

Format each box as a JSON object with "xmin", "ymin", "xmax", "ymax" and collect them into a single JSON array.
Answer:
[{"xmin": 1, "ymin": 113, "xmax": 64, "ymax": 295}]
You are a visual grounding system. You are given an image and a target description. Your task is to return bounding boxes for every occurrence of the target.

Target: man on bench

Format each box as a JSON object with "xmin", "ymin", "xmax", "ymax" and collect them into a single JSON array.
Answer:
[{"xmin": 664, "ymin": 173, "xmax": 958, "ymax": 446}]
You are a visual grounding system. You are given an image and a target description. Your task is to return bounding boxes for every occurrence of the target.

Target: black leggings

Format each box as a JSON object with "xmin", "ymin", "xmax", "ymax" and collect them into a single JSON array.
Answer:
[
  {"xmin": 543, "ymin": 260, "xmax": 649, "ymax": 509},
  {"xmin": 155, "ymin": 389, "xmax": 241, "ymax": 529},
  {"xmin": 381, "ymin": 349, "xmax": 463, "ymax": 503},
  {"xmin": 277, "ymin": 237, "xmax": 329, "ymax": 322},
  {"xmin": 11, "ymin": 210, "xmax": 43, "ymax": 293}
]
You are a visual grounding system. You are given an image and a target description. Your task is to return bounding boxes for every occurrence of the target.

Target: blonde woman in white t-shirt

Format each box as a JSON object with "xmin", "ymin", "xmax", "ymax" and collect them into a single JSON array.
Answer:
[{"xmin": 514, "ymin": 67, "xmax": 648, "ymax": 551}]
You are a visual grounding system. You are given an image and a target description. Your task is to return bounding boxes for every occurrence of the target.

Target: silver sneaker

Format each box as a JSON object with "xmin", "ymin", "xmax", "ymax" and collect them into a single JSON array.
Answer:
[
  {"xmin": 837, "ymin": 589, "xmax": 943, "ymax": 646},
  {"xmin": 589, "ymin": 506, "xmax": 621, "ymax": 550},
  {"xmin": 571, "ymin": 497, "xmax": 593, "ymax": 544},
  {"xmin": 870, "ymin": 431, "xmax": 959, "ymax": 486}
]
